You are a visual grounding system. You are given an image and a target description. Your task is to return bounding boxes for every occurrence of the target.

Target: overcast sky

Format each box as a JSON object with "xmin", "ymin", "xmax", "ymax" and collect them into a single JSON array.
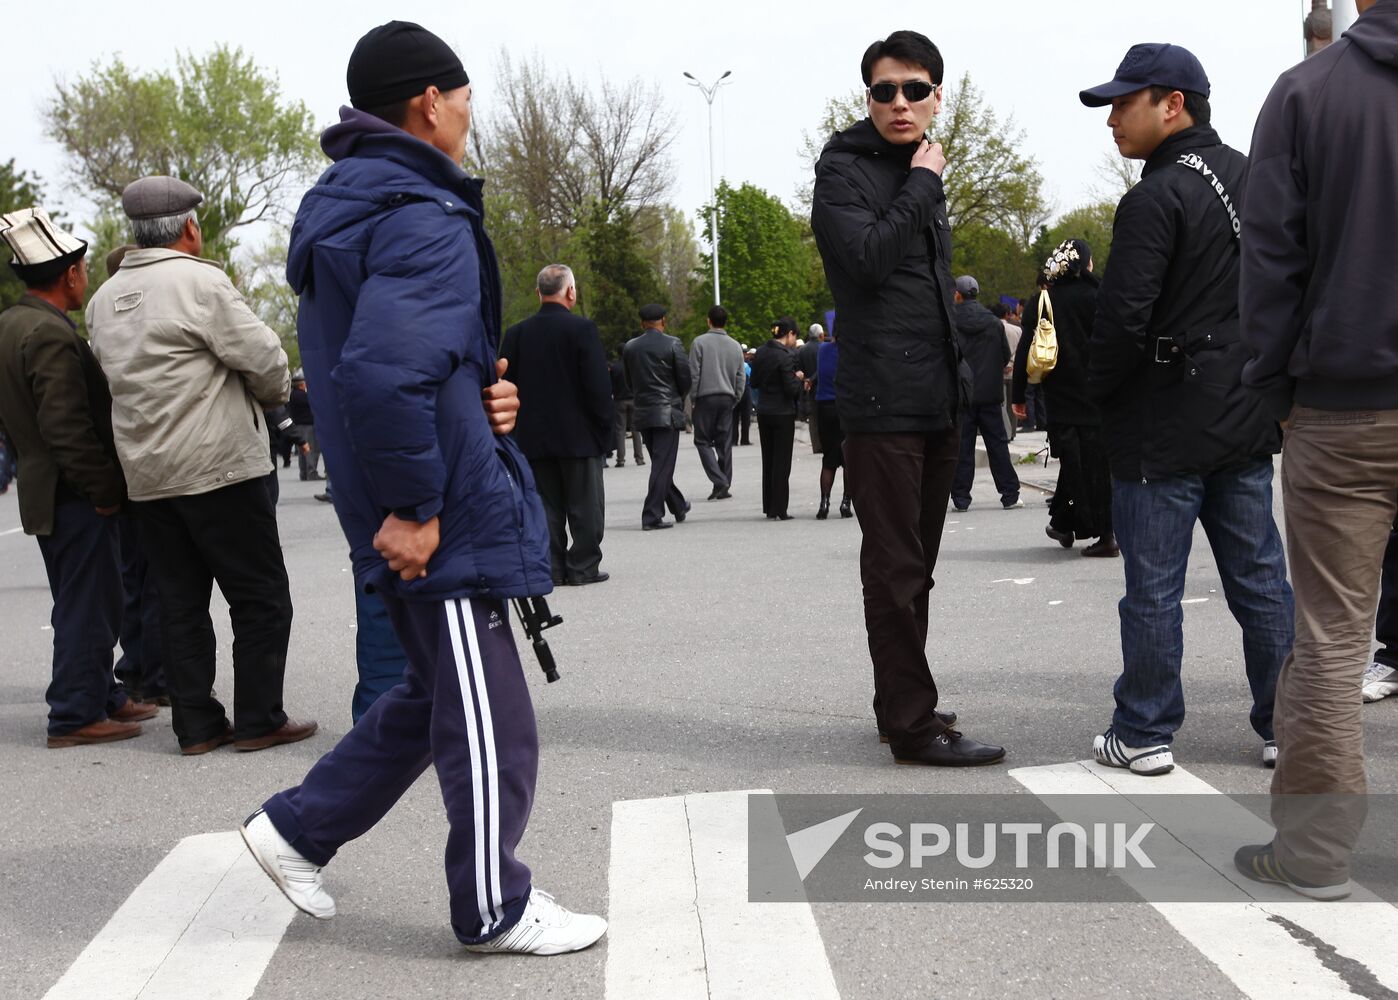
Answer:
[{"xmin": 5, "ymin": 0, "xmax": 1317, "ymax": 246}]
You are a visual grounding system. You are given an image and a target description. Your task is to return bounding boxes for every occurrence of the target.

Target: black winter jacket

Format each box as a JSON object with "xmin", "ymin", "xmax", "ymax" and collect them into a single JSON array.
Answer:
[
  {"xmin": 751, "ymin": 339, "xmax": 802, "ymax": 417},
  {"xmin": 954, "ymin": 300, "xmax": 1009, "ymax": 406},
  {"xmin": 811, "ymin": 118, "xmax": 964, "ymax": 434},
  {"xmin": 1089, "ymin": 126, "xmax": 1279, "ymax": 481},
  {"xmin": 1013, "ymin": 274, "xmax": 1101, "ymax": 426},
  {"xmin": 1241, "ymin": 0, "xmax": 1398, "ymax": 413}
]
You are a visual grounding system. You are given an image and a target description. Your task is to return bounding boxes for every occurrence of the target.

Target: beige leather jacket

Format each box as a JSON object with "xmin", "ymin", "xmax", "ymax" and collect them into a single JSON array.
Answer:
[{"xmin": 87, "ymin": 248, "xmax": 290, "ymax": 501}]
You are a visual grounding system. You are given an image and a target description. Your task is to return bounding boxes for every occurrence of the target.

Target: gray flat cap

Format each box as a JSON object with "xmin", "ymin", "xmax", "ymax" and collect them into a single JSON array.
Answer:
[{"xmin": 121, "ymin": 176, "xmax": 204, "ymax": 220}]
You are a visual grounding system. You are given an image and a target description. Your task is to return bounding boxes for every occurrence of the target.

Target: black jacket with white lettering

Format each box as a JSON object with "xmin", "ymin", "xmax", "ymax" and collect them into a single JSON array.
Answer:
[{"xmin": 1089, "ymin": 126, "xmax": 1279, "ymax": 481}]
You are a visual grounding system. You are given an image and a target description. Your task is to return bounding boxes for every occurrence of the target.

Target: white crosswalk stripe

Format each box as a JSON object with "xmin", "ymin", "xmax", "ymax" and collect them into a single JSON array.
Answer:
[{"xmin": 1011, "ymin": 760, "xmax": 1398, "ymax": 999}]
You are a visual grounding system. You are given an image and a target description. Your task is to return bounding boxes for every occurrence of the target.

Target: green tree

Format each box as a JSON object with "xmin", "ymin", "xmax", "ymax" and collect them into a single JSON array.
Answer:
[
  {"xmin": 580, "ymin": 203, "xmax": 664, "ymax": 356},
  {"xmin": 696, "ymin": 182, "xmax": 823, "ymax": 345},
  {"xmin": 42, "ymin": 46, "xmax": 321, "ymax": 266},
  {"xmin": 243, "ymin": 229, "xmax": 301, "ymax": 371},
  {"xmin": 0, "ymin": 161, "xmax": 51, "ymax": 310}
]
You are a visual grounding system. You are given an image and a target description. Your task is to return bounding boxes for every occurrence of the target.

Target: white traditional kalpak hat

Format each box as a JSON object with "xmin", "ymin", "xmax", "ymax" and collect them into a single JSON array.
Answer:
[{"xmin": 0, "ymin": 207, "xmax": 87, "ymax": 285}]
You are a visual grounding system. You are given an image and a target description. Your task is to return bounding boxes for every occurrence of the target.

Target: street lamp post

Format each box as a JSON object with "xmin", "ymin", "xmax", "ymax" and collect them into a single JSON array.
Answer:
[{"xmin": 683, "ymin": 70, "xmax": 731, "ymax": 306}]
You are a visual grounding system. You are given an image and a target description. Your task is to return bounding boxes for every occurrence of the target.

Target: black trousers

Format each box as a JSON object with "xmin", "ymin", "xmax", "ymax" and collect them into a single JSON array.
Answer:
[
  {"xmin": 640, "ymin": 426, "xmax": 688, "ymax": 527},
  {"xmin": 1378, "ymin": 517, "xmax": 1398, "ymax": 669},
  {"xmin": 35, "ymin": 499, "xmax": 125, "ymax": 735},
  {"xmin": 731, "ymin": 390, "xmax": 752, "ymax": 445},
  {"xmin": 530, "ymin": 455, "xmax": 605, "ymax": 582},
  {"xmin": 757, "ymin": 414, "xmax": 795, "ymax": 517},
  {"xmin": 114, "ymin": 511, "xmax": 165, "ymax": 700},
  {"xmin": 844, "ymin": 428, "xmax": 960, "ymax": 753},
  {"xmin": 132, "ymin": 478, "xmax": 292, "ymax": 748},
  {"xmin": 951, "ymin": 402, "xmax": 1020, "ymax": 506},
  {"xmin": 1047, "ymin": 423, "xmax": 1112, "ymax": 540},
  {"xmin": 613, "ymin": 399, "xmax": 643, "ymax": 464},
  {"xmin": 693, "ymin": 395, "xmax": 735, "ymax": 489}
]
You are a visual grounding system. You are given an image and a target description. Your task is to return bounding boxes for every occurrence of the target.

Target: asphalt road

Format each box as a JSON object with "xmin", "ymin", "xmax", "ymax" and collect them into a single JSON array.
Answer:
[{"xmin": 3, "ymin": 435, "xmax": 1395, "ymax": 1000}]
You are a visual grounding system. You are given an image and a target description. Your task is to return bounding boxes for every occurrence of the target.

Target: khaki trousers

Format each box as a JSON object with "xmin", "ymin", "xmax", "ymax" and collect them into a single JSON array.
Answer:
[{"xmin": 1272, "ymin": 406, "xmax": 1398, "ymax": 883}]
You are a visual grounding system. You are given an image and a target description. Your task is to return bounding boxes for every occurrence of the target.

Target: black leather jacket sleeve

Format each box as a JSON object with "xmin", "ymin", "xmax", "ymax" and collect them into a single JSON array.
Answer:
[
  {"xmin": 1089, "ymin": 186, "xmax": 1172, "ymax": 400},
  {"xmin": 811, "ymin": 161, "xmax": 943, "ymax": 291}
]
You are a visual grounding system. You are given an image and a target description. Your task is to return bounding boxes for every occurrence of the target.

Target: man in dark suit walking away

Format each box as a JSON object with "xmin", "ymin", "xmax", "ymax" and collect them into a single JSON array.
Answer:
[
  {"xmin": 623, "ymin": 304, "xmax": 692, "ymax": 531},
  {"xmin": 500, "ymin": 265, "xmax": 614, "ymax": 586}
]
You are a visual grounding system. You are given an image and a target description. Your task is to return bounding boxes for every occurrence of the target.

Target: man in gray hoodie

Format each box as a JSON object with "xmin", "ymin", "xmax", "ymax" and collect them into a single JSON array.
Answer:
[
  {"xmin": 688, "ymin": 304, "xmax": 747, "ymax": 500},
  {"xmin": 1235, "ymin": 0, "xmax": 1398, "ymax": 900}
]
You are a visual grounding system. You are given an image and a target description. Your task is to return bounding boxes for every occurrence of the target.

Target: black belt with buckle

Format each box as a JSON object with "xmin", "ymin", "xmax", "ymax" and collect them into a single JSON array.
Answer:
[{"xmin": 1154, "ymin": 336, "xmax": 1182, "ymax": 364}]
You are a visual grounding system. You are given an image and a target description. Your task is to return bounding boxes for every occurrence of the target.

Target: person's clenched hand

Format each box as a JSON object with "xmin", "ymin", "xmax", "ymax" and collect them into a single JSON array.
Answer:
[
  {"xmin": 483, "ymin": 358, "xmax": 520, "ymax": 435},
  {"xmin": 373, "ymin": 513, "xmax": 440, "ymax": 581}
]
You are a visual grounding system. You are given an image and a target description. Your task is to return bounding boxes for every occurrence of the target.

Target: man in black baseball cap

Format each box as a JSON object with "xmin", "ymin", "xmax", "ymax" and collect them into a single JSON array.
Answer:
[{"xmin": 1079, "ymin": 42, "xmax": 1291, "ymax": 782}]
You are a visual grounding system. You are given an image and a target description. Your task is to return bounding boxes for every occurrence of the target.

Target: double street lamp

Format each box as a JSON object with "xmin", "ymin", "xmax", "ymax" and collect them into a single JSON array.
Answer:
[{"xmin": 683, "ymin": 70, "xmax": 732, "ymax": 306}]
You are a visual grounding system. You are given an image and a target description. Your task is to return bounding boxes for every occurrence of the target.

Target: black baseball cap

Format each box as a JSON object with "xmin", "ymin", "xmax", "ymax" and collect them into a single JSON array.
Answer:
[{"xmin": 1079, "ymin": 43, "xmax": 1210, "ymax": 107}]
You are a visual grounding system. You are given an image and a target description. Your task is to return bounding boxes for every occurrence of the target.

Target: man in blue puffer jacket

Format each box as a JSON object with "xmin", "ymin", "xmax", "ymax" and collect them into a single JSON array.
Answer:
[{"xmin": 238, "ymin": 21, "xmax": 607, "ymax": 956}]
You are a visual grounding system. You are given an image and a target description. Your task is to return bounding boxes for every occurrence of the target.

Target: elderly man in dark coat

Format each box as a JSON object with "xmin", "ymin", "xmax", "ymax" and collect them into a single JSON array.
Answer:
[
  {"xmin": 0, "ymin": 207, "xmax": 159, "ymax": 747},
  {"xmin": 622, "ymin": 303, "xmax": 692, "ymax": 530},
  {"xmin": 500, "ymin": 264, "xmax": 614, "ymax": 585}
]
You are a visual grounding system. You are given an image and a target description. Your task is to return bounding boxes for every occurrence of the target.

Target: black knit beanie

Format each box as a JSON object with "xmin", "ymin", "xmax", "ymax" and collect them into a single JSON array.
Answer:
[{"xmin": 347, "ymin": 21, "xmax": 469, "ymax": 109}]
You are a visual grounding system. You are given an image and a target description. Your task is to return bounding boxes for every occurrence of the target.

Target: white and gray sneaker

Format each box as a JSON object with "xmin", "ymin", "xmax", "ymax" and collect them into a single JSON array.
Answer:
[
  {"xmin": 1262, "ymin": 739, "xmax": 1278, "ymax": 768},
  {"xmin": 1362, "ymin": 661, "xmax": 1398, "ymax": 703},
  {"xmin": 1093, "ymin": 729, "xmax": 1174, "ymax": 775},
  {"xmin": 465, "ymin": 889, "xmax": 607, "ymax": 956},
  {"xmin": 240, "ymin": 808, "xmax": 336, "ymax": 919}
]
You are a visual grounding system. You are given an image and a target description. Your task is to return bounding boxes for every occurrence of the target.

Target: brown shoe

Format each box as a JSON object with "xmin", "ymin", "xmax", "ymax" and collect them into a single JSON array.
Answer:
[
  {"xmin": 1083, "ymin": 536, "xmax": 1121, "ymax": 558},
  {"xmin": 112, "ymin": 699, "xmax": 160, "ymax": 722},
  {"xmin": 47, "ymin": 719, "xmax": 142, "ymax": 748},
  {"xmin": 235, "ymin": 719, "xmax": 318, "ymax": 752},
  {"xmin": 181, "ymin": 725, "xmax": 236, "ymax": 756}
]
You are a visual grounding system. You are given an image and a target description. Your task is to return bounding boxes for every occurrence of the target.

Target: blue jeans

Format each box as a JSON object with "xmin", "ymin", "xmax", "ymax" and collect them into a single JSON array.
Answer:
[
  {"xmin": 352, "ymin": 584, "xmax": 410, "ymax": 724},
  {"xmin": 1110, "ymin": 458, "xmax": 1293, "ymax": 747}
]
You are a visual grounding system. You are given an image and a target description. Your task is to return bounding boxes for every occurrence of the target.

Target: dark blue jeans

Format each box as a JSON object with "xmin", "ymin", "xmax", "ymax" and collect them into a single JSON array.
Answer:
[
  {"xmin": 35, "ymin": 500, "xmax": 126, "ymax": 735},
  {"xmin": 352, "ymin": 584, "xmax": 409, "ymax": 724},
  {"xmin": 951, "ymin": 403, "xmax": 1020, "ymax": 507},
  {"xmin": 1110, "ymin": 458, "xmax": 1293, "ymax": 747}
]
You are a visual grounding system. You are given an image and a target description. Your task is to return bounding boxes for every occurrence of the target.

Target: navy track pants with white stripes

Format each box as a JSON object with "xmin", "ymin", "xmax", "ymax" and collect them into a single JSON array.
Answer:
[{"xmin": 262, "ymin": 595, "xmax": 537, "ymax": 944}]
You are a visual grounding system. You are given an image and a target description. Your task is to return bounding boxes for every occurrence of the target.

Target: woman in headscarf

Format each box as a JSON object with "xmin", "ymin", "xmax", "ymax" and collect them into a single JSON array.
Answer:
[{"xmin": 1012, "ymin": 239, "xmax": 1117, "ymax": 556}]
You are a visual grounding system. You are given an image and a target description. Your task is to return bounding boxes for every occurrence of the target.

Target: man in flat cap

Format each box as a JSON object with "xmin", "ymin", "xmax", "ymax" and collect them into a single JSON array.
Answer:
[
  {"xmin": 623, "ymin": 303, "xmax": 692, "ymax": 529},
  {"xmin": 237, "ymin": 20, "xmax": 607, "ymax": 956},
  {"xmin": 0, "ymin": 208, "xmax": 158, "ymax": 746},
  {"xmin": 87, "ymin": 175, "xmax": 317, "ymax": 756},
  {"xmin": 1078, "ymin": 44, "xmax": 1291, "ymax": 777}
]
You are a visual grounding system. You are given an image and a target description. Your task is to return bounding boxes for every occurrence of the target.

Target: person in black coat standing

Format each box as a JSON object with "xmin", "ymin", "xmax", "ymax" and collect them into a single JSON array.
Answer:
[
  {"xmin": 751, "ymin": 317, "xmax": 804, "ymax": 519},
  {"xmin": 812, "ymin": 29, "xmax": 1003, "ymax": 767},
  {"xmin": 622, "ymin": 303, "xmax": 692, "ymax": 530},
  {"xmin": 1013, "ymin": 240, "xmax": 1115, "ymax": 555},
  {"xmin": 500, "ymin": 265, "xmax": 614, "ymax": 585},
  {"xmin": 950, "ymin": 274, "xmax": 1021, "ymax": 510}
]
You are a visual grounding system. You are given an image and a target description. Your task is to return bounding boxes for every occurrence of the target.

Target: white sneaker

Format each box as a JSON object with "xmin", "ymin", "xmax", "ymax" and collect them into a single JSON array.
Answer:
[
  {"xmin": 465, "ymin": 889, "xmax": 607, "ymax": 956},
  {"xmin": 1093, "ymin": 729, "xmax": 1174, "ymax": 775},
  {"xmin": 240, "ymin": 809, "xmax": 336, "ymax": 919},
  {"xmin": 1262, "ymin": 739, "xmax": 1278, "ymax": 768},
  {"xmin": 1362, "ymin": 661, "xmax": 1398, "ymax": 703}
]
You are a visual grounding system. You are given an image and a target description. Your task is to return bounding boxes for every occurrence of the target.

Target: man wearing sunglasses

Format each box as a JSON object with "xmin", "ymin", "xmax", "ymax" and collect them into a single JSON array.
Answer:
[{"xmin": 811, "ymin": 30, "xmax": 1005, "ymax": 768}]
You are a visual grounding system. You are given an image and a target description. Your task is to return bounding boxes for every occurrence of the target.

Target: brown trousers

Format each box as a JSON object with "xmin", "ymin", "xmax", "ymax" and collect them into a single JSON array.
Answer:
[
  {"xmin": 844, "ymin": 428, "xmax": 960, "ymax": 753},
  {"xmin": 1272, "ymin": 406, "xmax": 1398, "ymax": 883}
]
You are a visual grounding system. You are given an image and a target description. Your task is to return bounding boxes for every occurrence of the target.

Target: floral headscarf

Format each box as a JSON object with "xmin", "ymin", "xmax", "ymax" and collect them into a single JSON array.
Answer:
[{"xmin": 1042, "ymin": 239, "xmax": 1092, "ymax": 283}]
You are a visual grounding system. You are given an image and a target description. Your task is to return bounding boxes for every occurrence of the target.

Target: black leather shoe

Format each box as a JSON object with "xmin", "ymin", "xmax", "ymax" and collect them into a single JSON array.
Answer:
[
  {"xmin": 1045, "ymin": 524, "xmax": 1074, "ymax": 548},
  {"xmin": 568, "ymin": 572, "xmax": 610, "ymax": 586},
  {"xmin": 675, "ymin": 502, "xmax": 692, "ymax": 523},
  {"xmin": 878, "ymin": 711, "xmax": 957, "ymax": 744},
  {"xmin": 776, "ymin": 513, "xmax": 794, "ymax": 521},
  {"xmin": 707, "ymin": 487, "xmax": 721, "ymax": 500},
  {"xmin": 642, "ymin": 520, "xmax": 673, "ymax": 531},
  {"xmin": 893, "ymin": 730, "xmax": 1005, "ymax": 767},
  {"xmin": 714, "ymin": 487, "xmax": 731, "ymax": 500},
  {"xmin": 840, "ymin": 496, "xmax": 853, "ymax": 518},
  {"xmin": 817, "ymin": 498, "xmax": 830, "ymax": 520}
]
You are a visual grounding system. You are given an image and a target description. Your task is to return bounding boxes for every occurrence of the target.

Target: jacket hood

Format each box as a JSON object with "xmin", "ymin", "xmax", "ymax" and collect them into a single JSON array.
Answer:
[
  {"xmin": 1346, "ymin": 0, "xmax": 1398, "ymax": 67},
  {"xmin": 286, "ymin": 106, "xmax": 481, "ymax": 294},
  {"xmin": 819, "ymin": 117, "xmax": 925, "ymax": 164}
]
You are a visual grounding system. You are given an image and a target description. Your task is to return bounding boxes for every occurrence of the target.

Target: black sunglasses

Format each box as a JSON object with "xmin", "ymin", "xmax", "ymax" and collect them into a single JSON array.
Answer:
[{"xmin": 868, "ymin": 80, "xmax": 936, "ymax": 104}]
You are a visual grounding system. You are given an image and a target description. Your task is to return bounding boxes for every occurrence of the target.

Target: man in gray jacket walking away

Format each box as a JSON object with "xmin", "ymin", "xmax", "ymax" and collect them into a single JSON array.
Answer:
[{"xmin": 688, "ymin": 304, "xmax": 746, "ymax": 501}]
